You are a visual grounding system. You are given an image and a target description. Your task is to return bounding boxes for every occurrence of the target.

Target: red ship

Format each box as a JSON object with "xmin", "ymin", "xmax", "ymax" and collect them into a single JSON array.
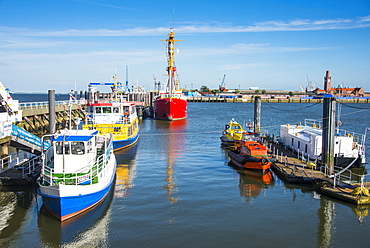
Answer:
[{"xmin": 154, "ymin": 29, "xmax": 188, "ymax": 121}]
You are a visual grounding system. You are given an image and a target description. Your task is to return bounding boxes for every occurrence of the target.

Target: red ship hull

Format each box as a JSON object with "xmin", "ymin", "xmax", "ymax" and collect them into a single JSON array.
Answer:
[{"xmin": 154, "ymin": 97, "xmax": 188, "ymax": 121}]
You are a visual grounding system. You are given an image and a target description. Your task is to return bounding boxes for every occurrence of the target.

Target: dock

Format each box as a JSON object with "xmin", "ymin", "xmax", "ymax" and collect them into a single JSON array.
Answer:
[
  {"xmin": 0, "ymin": 153, "xmax": 41, "ymax": 186},
  {"xmin": 266, "ymin": 139, "xmax": 370, "ymax": 205}
]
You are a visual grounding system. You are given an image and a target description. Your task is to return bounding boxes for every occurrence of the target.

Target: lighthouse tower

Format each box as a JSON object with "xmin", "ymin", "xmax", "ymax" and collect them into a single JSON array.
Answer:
[{"xmin": 324, "ymin": 71, "xmax": 331, "ymax": 93}]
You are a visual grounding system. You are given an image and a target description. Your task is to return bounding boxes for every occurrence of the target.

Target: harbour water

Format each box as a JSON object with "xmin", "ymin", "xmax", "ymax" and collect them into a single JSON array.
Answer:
[{"xmin": 1, "ymin": 97, "xmax": 370, "ymax": 247}]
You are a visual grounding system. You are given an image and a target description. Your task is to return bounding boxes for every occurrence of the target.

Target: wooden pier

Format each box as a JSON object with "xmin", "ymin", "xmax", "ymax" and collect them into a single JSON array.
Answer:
[{"xmin": 267, "ymin": 140, "xmax": 370, "ymax": 205}]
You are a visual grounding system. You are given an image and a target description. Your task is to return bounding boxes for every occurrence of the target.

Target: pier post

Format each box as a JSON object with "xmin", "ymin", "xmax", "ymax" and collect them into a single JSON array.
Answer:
[
  {"xmin": 48, "ymin": 90, "xmax": 56, "ymax": 134},
  {"xmin": 322, "ymin": 97, "xmax": 336, "ymax": 174},
  {"xmin": 254, "ymin": 96, "xmax": 261, "ymax": 133}
]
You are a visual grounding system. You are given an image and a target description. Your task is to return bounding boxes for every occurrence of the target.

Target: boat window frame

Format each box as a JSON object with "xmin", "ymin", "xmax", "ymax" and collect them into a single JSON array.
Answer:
[
  {"xmin": 71, "ymin": 141, "xmax": 85, "ymax": 155},
  {"xmin": 95, "ymin": 107, "xmax": 102, "ymax": 114},
  {"xmin": 103, "ymin": 106, "xmax": 112, "ymax": 113},
  {"xmin": 113, "ymin": 107, "xmax": 120, "ymax": 113}
]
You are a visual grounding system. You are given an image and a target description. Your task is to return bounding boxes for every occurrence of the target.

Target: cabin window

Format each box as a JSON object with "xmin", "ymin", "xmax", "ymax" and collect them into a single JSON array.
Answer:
[
  {"xmin": 64, "ymin": 143, "xmax": 70, "ymax": 155},
  {"xmin": 124, "ymin": 107, "xmax": 129, "ymax": 116},
  {"xmin": 95, "ymin": 107, "xmax": 102, "ymax": 114},
  {"xmin": 305, "ymin": 144, "xmax": 308, "ymax": 153},
  {"xmin": 55, "ymin": 142, "xmax": 71, "ymax": 154},
  {"xmin": 103, "ymin": 107, "xmax": 111, "ymax": 113},
  {"xmin": 298, "ymin": 141, "xmax": 300, "ymax": 150},
  {"xmin": 87, "ymin": 140, "xmax": 92, "ymax": 153},
  {"xmin": 232, "ymin": 126, "xmax": 240, "ymax": 130},
  {"xmin": 113, "ymin": 107, "xmax": 119, "ymax": 113},
  {"xmin": 291, "ymin": 138, "xmax": 294, "ymax": 146},
  {"xmin": 56, "ymin": 142, "xmax": 63, "ymax": 154},
  {"xmin": 72, "ymin": 142, "xmax": 85, "ymax": 155}
]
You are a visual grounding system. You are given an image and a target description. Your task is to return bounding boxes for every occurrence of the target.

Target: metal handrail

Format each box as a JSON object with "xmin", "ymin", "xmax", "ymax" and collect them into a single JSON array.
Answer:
[{"xmin": 19, "ymin": 100, "xmax": 85, "ymax": 110}]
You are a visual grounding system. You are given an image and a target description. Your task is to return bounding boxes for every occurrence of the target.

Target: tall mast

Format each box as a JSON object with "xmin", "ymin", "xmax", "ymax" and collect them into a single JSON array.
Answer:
[{"xmin": 162, "ymin": 29, "xmax": 181, "ymax": 96}]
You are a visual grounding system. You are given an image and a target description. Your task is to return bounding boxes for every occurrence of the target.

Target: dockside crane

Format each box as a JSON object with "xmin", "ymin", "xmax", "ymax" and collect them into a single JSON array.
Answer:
[
  {"xmin": 219, "ymin": 74, "xmax": 227, "ymax": 92},
  {"xmin": 153, "ymin": 74, "xmax": 160, "ymax": 92}
]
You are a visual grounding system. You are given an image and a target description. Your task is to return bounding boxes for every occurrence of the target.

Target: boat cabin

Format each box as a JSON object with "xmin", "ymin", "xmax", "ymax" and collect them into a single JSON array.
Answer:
[
  {"xmin": 279, "ymin": 120, "xmax": 365, "ymax": 161},
  {"xmin": 240, "ymin": 141, "xmax": 268, "ymax": 157},
  {"xmin": 43, "ymin": 130, "xmax": 105, "ymax": 174},
  {"xmin": 86, "ymin": 102, "xmax": 137, "ymax": 125}
]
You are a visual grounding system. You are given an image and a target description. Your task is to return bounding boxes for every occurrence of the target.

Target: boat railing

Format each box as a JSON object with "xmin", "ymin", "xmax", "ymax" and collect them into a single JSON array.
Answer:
[
  {"xmin": 84, "ymin": 116, "xmax": 131, "ymax": 126},
  {"xmin": 304, "ymin": 119, "xmax": 365, "ymax": 149},
  {"xmin": 42, "ymin": 154, "xmax": 107, "ymax": 186}
]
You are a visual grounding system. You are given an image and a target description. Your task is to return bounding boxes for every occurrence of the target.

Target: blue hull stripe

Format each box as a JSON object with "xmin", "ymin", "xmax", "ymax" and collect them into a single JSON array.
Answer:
[{"xmin": 113, "ymin": 131, "xmax": 140, "ymax": 151}]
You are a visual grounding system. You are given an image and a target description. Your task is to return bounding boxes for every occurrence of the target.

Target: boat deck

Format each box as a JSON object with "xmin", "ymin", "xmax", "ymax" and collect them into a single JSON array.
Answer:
[{"xmin": 266, "ymin": 140, "xmax": 370, "ymax": 205}]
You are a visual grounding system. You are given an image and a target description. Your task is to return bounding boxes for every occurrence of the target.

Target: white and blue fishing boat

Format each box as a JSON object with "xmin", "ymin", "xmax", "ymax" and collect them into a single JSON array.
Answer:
[{"xmin": 37, "ymin": 126, "xmax": 117, "ymax": 221}]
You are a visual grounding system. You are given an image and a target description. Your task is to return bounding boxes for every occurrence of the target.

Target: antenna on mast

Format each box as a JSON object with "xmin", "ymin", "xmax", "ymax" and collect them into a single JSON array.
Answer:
[{"xmin": 172, "ymin": 7, "xmax": 175, "ymax": 29}]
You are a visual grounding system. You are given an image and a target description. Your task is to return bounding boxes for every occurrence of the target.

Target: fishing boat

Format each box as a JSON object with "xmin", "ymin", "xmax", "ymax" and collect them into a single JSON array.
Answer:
[
  {"xmin": 37, "ymin": 123, "xmax": 117, "ymax": 221},
  {"xmin": 82, "ymin": 81, "xmax": 140, "ymax": 151},
  {"xmin": 220, "ymin": 119, "xmax": 246, "ymax": 147},
  {"xmin": 153, "ymin": 29, "xmax": 188, "ymax": 121},
  {"xmin": 278, "ymin": 119, "xmax": 366, "ymax": 168},
  {"xmin": 228, "ymin": 132, "xmax": 273, "ymax": 172}
]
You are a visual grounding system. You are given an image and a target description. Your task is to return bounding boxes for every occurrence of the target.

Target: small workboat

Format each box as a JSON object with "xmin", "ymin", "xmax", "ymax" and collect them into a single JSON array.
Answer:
[
  {"xmin": 228, "ymin": 132, "xmax": 272, "ymax": 172},
  {"xmin": 37, "ymin": 125, "xmax": 117, "ymax": 221},
  {"xmin": 220, "ymin": 119, "xmax": 245, "ymax": 147},
  {"xmin": 82, "ymin": 81, "xmax": 140, "ymax": 151}
]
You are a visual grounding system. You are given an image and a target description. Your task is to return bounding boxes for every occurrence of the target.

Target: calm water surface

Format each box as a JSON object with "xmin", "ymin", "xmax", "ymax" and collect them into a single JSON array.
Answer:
[{"xmin": 1, "ymin": 99, "xmax": 370, "ymax": 247}]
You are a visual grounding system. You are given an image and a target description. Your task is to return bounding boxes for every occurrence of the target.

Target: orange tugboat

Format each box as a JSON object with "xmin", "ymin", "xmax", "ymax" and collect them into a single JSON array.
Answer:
[
  {"xmin": 153, "ymin": 28, "xmax": 187, "ymax": 121},
  {"xmin": 228, "ymin": 132, "xmax": 273, "ymax": 172}
]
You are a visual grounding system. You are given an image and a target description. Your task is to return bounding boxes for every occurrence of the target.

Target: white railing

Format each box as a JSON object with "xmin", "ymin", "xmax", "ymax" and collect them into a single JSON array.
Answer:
[
  {"xmin": 42, "ymin": 154, "xmax": 106, "ymax": 186},
  {"xmin": 0, "ymin": 151, "xmax": 35, "ymax": 171},
  {"xmin": 19, "ymin": 100, "xmax": 85, "ymax": 110}
]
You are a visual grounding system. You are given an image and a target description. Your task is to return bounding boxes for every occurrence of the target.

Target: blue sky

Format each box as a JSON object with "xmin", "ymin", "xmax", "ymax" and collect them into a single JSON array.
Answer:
[{"xmin": 1, "ymin": 0, "xmax": 369, "ymax": 93}]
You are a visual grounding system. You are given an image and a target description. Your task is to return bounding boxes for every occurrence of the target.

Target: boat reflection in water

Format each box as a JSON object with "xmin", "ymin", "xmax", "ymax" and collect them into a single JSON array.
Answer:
[
  {"xmin": 164, "ymin": 119, "xmax": 187, "ymax": 204},
  {"xmin": 37, "ymin": 183, "xmax": 115, "ymax": 247},
  {"xmin": 0, "ymin": 188, "xmax": 34, "ymax": 243},
  {"xmin": 114, "ymin": 144, "xmax": 138, "ymax": 198},
  {"xmin": 229, "ymin": 162, "xmax": 274, "ymax": 203}
]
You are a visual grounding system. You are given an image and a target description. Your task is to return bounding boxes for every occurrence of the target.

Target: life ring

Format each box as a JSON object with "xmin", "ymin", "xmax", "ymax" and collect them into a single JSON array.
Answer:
[
  {"xmin": 262, "ymin": 158, "xmax": 268, "ymax": 165},
  {"xmin": 222, "ymin": 130, "xmax": 227, "ymax": 135}
]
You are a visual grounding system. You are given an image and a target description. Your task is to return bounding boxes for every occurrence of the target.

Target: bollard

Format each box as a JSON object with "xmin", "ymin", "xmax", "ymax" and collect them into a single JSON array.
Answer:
[
  {"xmin": 297, "ymin": 149, "xmax": 300, "ymax": 159},
  {"xmin": 281, "ymin": 152, "xmax": 283, "ymax": 163}
]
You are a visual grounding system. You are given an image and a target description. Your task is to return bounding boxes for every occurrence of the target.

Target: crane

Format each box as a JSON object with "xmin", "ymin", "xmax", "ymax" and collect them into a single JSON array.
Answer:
[
  {"xmin": 153, "ymin": 74, "xmax": 160, "ymax": 92},
  {"xmin": 219, "ymin": 74, "xmax": 227, "ymax": 92}
]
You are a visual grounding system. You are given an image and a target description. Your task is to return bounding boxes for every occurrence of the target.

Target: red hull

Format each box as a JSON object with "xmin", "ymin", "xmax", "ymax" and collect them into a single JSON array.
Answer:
[{"xmin": 154, "ymin": 98, "xmax": 187, "ymax": 121}]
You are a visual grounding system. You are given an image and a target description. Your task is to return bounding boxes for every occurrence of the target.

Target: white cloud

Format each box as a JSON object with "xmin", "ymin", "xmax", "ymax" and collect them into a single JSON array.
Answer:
[
  {"xmin": 218, "ymin": 63, "xmax": 267, "ymax": 70},
  {"xmin": 0, "ymin": 15, "xmax": 369, "ymax": 38}
]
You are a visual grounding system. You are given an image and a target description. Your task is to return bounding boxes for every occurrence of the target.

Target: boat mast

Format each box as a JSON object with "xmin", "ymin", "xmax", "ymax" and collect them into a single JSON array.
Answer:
[{"xmin": 162, "ymin": 29, "xmax": 181, "ymax": 97}]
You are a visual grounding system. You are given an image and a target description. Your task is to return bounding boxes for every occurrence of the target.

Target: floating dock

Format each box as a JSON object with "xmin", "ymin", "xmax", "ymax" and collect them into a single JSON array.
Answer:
[
  {"xmin": 267, "ymin": 140, "xmax": 370, "ymax": 205},
  {"xmin": 0, "ymin": 156, "xmax": 41, "ymax": 186}
]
